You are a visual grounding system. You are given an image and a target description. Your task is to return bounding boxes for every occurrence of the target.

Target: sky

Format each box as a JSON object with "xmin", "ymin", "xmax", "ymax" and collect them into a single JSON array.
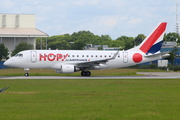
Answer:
[{"xmin": 0, "ymin": 0, "xmax": 178, "ymax": 39}]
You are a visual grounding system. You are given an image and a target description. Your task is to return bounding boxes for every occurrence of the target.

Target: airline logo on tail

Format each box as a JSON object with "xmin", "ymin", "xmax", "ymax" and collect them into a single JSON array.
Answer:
[{"xmin": 139, "ymin": 22, "xmax": 167, "ymax": 54}]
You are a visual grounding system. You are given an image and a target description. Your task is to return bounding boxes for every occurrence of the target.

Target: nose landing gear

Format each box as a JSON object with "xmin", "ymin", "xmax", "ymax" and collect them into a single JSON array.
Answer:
[
  {"xmin": 24, "ymin": 68, "xmax": 29, "ymax": 77},
  {"xmin": 24, "ymin": 73, "xmax": 29, "ymax": 76}
]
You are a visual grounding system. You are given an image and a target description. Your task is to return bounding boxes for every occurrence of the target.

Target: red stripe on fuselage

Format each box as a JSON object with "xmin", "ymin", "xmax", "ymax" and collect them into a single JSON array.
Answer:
[{"xmin": 140, "ymin": 22, "xmax": 167, "ymax": 53}]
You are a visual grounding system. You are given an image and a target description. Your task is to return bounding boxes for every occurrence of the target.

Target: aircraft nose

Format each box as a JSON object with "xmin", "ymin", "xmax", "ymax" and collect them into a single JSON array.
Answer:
[{"xmin": 3, "ymin": 60, "xmax": 11, "ymax": 66}]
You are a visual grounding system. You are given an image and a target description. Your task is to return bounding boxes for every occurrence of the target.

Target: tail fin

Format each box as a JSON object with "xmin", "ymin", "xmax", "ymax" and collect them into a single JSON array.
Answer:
[{"xmin": 138, "ymin": 22, "xmax": 167, "ymax": 54}]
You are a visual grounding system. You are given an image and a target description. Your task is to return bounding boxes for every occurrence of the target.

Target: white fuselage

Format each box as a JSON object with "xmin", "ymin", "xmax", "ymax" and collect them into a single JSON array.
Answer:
[{"xmin": 4, "ymin": 49, "xmax": 161, "ymax": 70}]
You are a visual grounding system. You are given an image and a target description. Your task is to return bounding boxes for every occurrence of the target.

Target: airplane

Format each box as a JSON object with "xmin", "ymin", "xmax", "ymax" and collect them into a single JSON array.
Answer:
[{"xmin": 3, "ymin": 22, "xmax": 169, "ymax": 77}]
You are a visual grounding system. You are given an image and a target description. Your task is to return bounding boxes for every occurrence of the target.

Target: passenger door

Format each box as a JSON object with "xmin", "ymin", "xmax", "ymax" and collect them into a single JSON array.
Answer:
[
  {"xmin": 31, "ymin": 51, "xmax": 37, "ymax": 63},
  {"xmin": 123, "ymin": 52, "xmax": 128, "ymax": 63}
]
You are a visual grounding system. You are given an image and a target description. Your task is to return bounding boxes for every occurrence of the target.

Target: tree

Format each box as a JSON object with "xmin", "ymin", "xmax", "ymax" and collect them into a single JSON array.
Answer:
[
  {"xmin": 71, "ymin": 31, "xmax": 93, "ymax": 37},
  {"xmin": 36, "ymin": 38, "xmax": 46, "ymax": 50},
  {"xmin": 64, "ymin": 33, "xmax": 73, "ymax": 43},
  {"xmin": 101, "ymin": 35, "xmax": 112, "ymax": 41},
  {"xmin": 163, "ymin": 33, "xmax": 180, "ymax": 44},
  {"xmin": 0, "ymin": 43, "xmax": 9, "ymax": 61},
  {"xmin": 111, "ymin": 40, "xmax": 122, "ymax": 48},
  {"xmin": 165, "ymin": 46, "xmax": 179, "ymax": 65},
  {"xmin": 48, "ymin": 40, "xmax": 70, "ymax": 50},
  {"xmin": 36, "ymin": 30, "xmax": 180, "ymax": 51},
  {"xmin": 71, "ymin": 31, "xmax": 99, "ymax": 49},
  {"xmin": 116, "ymin": 36, "xmax": 134, "ymax": 50},
  {"xmin": 134, "ymin": 34, "xmax": 146, "ymax": 46},
  {"xmin": 72, "ymin": 39, "xmax": 86, "ymax": 50},
  {"xmin": 12, "ymin": 42, "xmax": 34, "ymax": 56}
]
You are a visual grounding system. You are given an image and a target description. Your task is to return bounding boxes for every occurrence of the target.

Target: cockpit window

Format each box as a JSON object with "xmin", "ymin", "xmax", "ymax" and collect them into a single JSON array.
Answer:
[{"xmin": 15, "ymin": 53, "xmax": 23, "ymax": 57}]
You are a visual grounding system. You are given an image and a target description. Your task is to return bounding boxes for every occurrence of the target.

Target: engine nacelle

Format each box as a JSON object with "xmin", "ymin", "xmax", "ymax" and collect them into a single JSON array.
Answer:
[{"xmin": 56, "ymin": 65, "xmax": 79, "ymax": 73}]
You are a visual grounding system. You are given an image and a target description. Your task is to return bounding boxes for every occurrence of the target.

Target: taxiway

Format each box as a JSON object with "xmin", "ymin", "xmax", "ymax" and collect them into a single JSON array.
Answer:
[{"xmin": 0, "ymin": 72, "xmax": 180, "ymax": 79}]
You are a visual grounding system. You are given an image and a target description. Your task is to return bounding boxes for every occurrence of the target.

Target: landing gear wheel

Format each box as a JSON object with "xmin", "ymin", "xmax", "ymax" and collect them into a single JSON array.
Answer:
[
  {"xmin": 81, "ymin": 71, "xmax": 91, "ymax": 76},
  {"xmin": 24, "ymin": 68, "xmax": 30, "ymax": 77},
  {"xmin": 86, "ymin": 71, "xmax": 91, "ymax": 76},
  {"xmin": 81, "ymin": 71, "xmax": 86, "ymax": 76},
  {"xmin": 24, "ymin": 73, "xmax": 29, "ymax": 77}
]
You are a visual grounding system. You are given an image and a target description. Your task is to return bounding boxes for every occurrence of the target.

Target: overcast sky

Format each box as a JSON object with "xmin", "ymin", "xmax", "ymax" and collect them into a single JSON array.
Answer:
[{"xmin": 0, "ymin": 0, "xmax": 178, "ymax": 39}]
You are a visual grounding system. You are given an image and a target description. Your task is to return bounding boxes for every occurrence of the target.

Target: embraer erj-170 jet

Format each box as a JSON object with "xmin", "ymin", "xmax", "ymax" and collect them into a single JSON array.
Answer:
[{"xmin": 4, "ymin": 22, "xmax": 169, "ymax": 76}]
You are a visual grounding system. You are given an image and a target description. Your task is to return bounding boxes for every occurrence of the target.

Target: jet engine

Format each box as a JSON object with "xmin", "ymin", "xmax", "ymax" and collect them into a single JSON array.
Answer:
[{"xmin": 56, "ymin": 65, "xmax": 79, "ymax": 73}]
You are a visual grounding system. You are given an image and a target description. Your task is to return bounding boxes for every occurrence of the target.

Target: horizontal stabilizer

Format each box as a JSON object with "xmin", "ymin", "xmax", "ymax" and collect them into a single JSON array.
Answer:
[{"xmin": 144, "ymin": 52, "xmax": 170, "ymax": 58}]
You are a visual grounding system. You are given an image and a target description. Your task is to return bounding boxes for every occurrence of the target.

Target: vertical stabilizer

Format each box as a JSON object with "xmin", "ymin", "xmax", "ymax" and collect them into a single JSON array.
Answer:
[{"xmin": 138, "ymin": 22, "xmax": 167, "ymax": 54}]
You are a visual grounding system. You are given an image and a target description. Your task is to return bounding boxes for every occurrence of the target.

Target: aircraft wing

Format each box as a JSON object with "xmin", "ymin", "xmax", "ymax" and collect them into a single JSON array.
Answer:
[{"xmin": 75, "ymin": 50, "xmax": 119, "ymax": 67}]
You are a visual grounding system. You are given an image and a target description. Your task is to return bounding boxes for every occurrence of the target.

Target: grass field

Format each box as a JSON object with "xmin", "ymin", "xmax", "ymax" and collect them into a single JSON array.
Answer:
[
  {"xmin": 0, "ymin": 79, "xmax": 180, "ymax": 120},
  {"xmin": 0, "ymin": 68, "xmax": 167, "ymax": 76},
  {"xmin": 0, "ymin": 68, "xmax": 138, "ymax": 76}
]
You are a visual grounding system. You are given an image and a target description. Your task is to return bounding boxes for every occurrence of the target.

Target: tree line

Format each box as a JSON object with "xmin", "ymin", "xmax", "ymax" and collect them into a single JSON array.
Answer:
[
  {"xmin": 36, "ymin": 31, "xmax": 146, "ymax": 50},
  {"xmin": 0, "ymin": 31, "xmax": 180, "ymax": 62},
  {"xmin": 36, "ymin": 31, "xmax": 180, "ymax": 50}
]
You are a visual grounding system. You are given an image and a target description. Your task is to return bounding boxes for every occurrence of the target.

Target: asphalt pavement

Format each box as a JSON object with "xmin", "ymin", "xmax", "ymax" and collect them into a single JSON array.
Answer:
[{"xmin": 0, "ymin": 72, "xmax": 180, "ymax": 79}]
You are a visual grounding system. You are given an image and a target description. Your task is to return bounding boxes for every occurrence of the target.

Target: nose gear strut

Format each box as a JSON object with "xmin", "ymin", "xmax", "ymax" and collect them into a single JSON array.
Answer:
[{"xmin": 24, "ymin": 68, "xmax": 29, "ymax": 77}]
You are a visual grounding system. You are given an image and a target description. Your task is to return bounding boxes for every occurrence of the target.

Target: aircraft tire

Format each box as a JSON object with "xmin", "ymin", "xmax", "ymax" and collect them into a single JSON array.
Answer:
[
  {"xmin": 86, "ymin": 71, "xmax": 91, "ymax": 76},
  {"xmin": 24, "ymin": 73, "xmax": 29, "ymax": 77},
  {"xmin": 81, "ymin": 71, "xmax": 91, "ymax": 76},
  {"xmin": 81, "ymin": 71, "xmax": 86, "ymax": 76}
]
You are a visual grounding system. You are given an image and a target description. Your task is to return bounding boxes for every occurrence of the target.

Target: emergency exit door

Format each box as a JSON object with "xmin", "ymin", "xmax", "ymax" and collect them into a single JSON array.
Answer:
[{"xmin": 31, "ymin": 51, "xmax": 37, "ymax": 63}]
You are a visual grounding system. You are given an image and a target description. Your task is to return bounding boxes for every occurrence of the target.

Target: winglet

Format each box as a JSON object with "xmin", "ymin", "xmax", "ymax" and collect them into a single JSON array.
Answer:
[{"xmin": 108, "ymin": 50, "xmax": 119, "ymax": 60}]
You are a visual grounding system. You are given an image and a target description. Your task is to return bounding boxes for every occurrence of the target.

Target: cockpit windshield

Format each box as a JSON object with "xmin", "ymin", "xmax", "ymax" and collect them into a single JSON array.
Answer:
[{"xmin": 14, "ymin": 53, "xmax": 23, "ymax": 57}]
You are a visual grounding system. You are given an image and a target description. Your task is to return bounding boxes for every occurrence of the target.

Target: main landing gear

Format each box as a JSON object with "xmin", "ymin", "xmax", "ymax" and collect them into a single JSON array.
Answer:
[
  {"xmin": 24, "ymin": 68, "xmax": 29, "ymax": 77},
  {"xmin": 81, "ymin": 71, "xmax": 91, "ymax": 76}
]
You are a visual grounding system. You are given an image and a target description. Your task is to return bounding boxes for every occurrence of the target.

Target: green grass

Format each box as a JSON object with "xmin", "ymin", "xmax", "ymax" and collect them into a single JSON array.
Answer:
[
  {"xmin": 0, "ymin": 79, "xmax": 180, "ymax": 120},
  {"xmin": 0, "ymin": 68, "xmax": 138, "ymax": 76},
  {"xmin": 0, "ymin": 68, "xmax": 173, "ymax": 76},
  {"xmin": 136, "ymin": 69, "xmax": 168, "ymax": 72}
]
